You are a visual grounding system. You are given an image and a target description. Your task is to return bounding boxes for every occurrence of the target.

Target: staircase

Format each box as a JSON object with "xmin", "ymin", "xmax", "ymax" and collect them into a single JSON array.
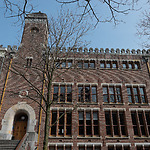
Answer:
[{"xmin": 0, "ymin": 140, "xmax": 20, "ymax": 150}]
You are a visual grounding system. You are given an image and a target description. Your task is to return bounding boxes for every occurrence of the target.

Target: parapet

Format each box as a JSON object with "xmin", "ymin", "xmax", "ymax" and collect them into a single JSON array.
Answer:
[
  {"xmin": 0, "ymin": 45, "xmax": 18, "ymax": 57},
  {"xmin": 0, "ymin": 46, "xmax": 7, "ymax": 57},
  {"xmin": 52, "ymin": 47, "xmax": 150, "ymax": 56},
  {"xmin": 1, "ymin": 45, "xmax": 150, "ymax": 56},
  {"xmin": 25, "ymin": 12, "xmax": 48, "ymax": 23}
]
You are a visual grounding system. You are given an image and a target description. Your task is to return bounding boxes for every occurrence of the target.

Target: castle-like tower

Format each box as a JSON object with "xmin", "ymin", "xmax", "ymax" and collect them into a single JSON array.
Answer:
[
  {"xmin": 0, "ymin": 12, "xmax": 48, "ymax": 149},
  {"xmin": 0, "ymin": 12, "xmax": 150, "ymax": 150}
]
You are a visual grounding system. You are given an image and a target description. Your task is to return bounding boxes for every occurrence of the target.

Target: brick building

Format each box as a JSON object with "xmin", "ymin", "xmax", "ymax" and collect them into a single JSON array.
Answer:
[{"xmin": 0, "ymin": 12, "xmax": 150, "ymax": 150}]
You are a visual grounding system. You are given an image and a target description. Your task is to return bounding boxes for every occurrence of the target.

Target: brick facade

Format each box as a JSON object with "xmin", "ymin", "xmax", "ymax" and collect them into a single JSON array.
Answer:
[{"xmin": 0, "ymin": 12, "xmax": 150, "ymax": 150}]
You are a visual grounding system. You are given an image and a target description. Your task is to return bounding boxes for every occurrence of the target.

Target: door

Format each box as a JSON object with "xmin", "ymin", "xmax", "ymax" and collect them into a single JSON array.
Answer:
[{"xmin": 13, "ymin": 113, "xmax": 28, "ymax": 140}]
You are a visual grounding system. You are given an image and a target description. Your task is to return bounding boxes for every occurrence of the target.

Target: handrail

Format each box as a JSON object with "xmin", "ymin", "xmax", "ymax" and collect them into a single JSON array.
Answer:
[{"xmin": 15, "ymin": 133, "xmax": 29, "ymax": 150}]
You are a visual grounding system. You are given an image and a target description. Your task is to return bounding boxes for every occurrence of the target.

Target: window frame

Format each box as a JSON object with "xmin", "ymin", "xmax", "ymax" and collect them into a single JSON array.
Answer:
[
  {"xmin": 52, "ymin": 84, "xmax": 72, "ymax": 103},
  {"xmin": 122, "ymin": 61, "xmax": 140, "ymax": 70},
  {"xmin": 26, "ymin": 57, "xmax": 33, "ymax": 68},
  {"xmin": 102, "ymin": 85, "xmax": 123, "ymax": 104},
  {"xmin": 108, "ymin": 145, "xmax": 130, "ymax": 150},
  {"xmin": 131, "ymin": 111, "xmax": 150, "ymax": 137},
  {"xmin": 78, "ymin": 110, "xmax": 100, "ymax": 137},
  {"xmin": 127, "ymin": 86, "xmax": 147, "ymax": 104},
  {"xmin": 50, "ymin": 110, "xmax": 72, "ymax": 137},
  {"xmin": 49, "ymin": 144, "xmax": 72, "ymax": 150},
  {"xmin": 100, "ymin": 60, "xmax": 118, "ymax": 69},
  {"xmin": 78, "ymin": 85, "xmax": 97, "ymax": 103},
  {"xmin": 105, "ymin": 110, "xmax": 127, "ymax": 137},
  {"xmin": 78, "ymin": 145, "xmax": 101, "ymax": 150}
]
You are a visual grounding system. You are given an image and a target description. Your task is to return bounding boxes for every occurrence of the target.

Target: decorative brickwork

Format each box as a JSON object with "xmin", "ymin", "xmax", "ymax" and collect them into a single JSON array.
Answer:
[{"xmin": 0, "ymin": 12, "xmax": 150, "ymax": 150}]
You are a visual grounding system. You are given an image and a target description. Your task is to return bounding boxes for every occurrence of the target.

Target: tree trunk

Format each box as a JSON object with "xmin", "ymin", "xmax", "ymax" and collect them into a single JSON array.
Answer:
[{"xmin": 43, "ymin": 104, "xmax": 50, "ymax": 150}]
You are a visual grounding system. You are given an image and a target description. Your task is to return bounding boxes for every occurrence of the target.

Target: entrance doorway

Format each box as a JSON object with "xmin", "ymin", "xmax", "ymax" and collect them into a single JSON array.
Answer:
[{"xmin": 13, "ymin": 113, "xmax": 28, "ymax": 140}]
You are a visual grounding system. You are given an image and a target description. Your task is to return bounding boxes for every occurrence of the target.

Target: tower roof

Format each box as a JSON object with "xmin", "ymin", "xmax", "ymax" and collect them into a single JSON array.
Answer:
[{"xmin": 25, "ymin": 12, "xmax": 47, "ymax": 20}]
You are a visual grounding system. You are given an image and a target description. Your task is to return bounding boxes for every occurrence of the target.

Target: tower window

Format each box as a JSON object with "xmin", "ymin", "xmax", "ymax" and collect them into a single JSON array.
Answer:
[
  {"xmin": 30, "ymin": 27, "xmax": 39, "ymax": 33},
  {"xmin": 26, "ymin": 57, "xmax": 33, "ymax": 68}
]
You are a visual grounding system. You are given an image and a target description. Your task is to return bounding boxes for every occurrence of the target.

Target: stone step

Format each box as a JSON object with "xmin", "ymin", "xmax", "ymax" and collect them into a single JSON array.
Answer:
[{"xmin": 0, "ymin": 140, "xmax": 20, "ymax": 150}]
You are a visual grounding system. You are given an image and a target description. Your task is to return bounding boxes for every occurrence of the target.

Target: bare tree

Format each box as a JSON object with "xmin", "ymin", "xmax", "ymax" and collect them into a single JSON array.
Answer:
[
  {"xmin": 8, "ymin": 10, "xmax": 91, "ymax": 150},
  {"xmin": 137, "ymin": 10, "xmax": 150, "ymax": 49},
  {"xmin": 2, "ymin": 0, "xmax": 33, "ymax": 22},
  {"xmin": 1, "ymin": 0, "xmax": 144, "ymax": 24}
]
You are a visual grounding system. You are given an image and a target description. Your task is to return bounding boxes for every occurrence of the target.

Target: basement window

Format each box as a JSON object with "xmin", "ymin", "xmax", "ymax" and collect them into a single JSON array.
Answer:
[
  {"xmin": 136, "ymin": 145, "xmax": 150, "ymax": 150},
  {"xmin": 78, "ymin": 145, "xmax": 101, "ymax": 150},
  {"xmin": 108, "ymin": 145, "xmax": 130, "ymax": 150}
]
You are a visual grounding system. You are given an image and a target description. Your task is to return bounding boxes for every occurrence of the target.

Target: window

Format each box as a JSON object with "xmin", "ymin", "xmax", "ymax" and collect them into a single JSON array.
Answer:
[
  {"xmin": 78, "ymin": 61, "xmax": 83, "ymax": 68},
  {"xmin": 50, "ymin": 110, "xmax": 72, "ymax": 136},
  {"xmin": 136, "ymin": 145, "xmax": 150, "ymax": 150},
  {"xmin": 108, "ymin": 145, "xmax": 130, "ymax": 150},
  {"xmin": 106, "ymin": 61, "xmax": 111, "ymax": 68},
  {"xmin": 78, "ymin": 145, "xmax": 101, "ymax": 150},
  {"xmin": 134, "ymin": 62, "xmax": 140, "ymax": 69},
  {"xmin": 105, "ymin": 110, "xmax": 127, "ymax": 137},
  {"xmin": 128, "ymin": 62, "xmax": 133, "ymax": 69},
  {"xmin": 30, "ymin": 27, "xmax": 39, "ymax": 33},
  {"xmin": 67, "ymin": 60, "xmax": 72, "ymax": 68},
  {"xmin": 78, "ymin": 60, "xmax": 96, "ymax": 69},
  {"xmin": 103, "ymin": 85, "xmax": 122, "ymax": 103},
  {"xmin": 49, "ymin": 145, "xmax": 72, "ymax": 150},
  {"xmin": 56, "ymin": 60, "xmax": 72, "ymax": 69},
  {"xmin": 131, "ymin": 111, "xmax": 150, "ymax": 137},
  {"xmin": 89, "ymin": 61, "xmax": 95, "ymax": 69},
  {"xmin": 100, "ymin": 60, "xmax": 118, "ymax": 69},
  {"xmin": 78, "ymin": 110, "xmax": 99, "ymax": 136},
  {"xmin": 53, "ymin": 85, "xmax": 72, "ymax": 102},
  {"xmin": 122, "ymin": 61, "xmax": 140, "ymax": 70},
  {"xmin": 26, "ymin": 57, "xmax": 33, "ymax": 67},
  {"xmin": 100, "ymin": 61, "xmax": 105, "ymax": 68},
  {"xmin": 112, "ymin": 61, "xmax": 117, "ymax": 68},
  {"xmin": 127, "ymin": 86, "xmax": 147, "ymax": 104},
  {"xmin": 61, "ymin": 61, "xmax": 66, "ymax": 68},
  {"xmin": 78, "ymin": 85, "xmax": 97, "ymax": 103},
  {"xmin": 122, "ymin": 62, "xmax": 127, "ymax": 69}
]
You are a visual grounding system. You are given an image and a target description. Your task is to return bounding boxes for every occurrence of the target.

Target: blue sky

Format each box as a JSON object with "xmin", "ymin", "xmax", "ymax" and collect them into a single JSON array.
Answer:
[{"xmin": 0, "ymin": 0, "xmax": 149, "ymax": 50}]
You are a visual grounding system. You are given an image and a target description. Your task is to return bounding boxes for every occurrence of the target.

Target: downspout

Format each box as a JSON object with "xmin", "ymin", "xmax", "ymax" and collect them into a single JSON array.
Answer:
[
  {"xmin": 0, "ymin": 57, "xmax": 5, "ymax": 75},
  {"xmin": 0, "ymin": 56, "xmax": 13, "ymax": 112},
  {"xmin": 142, "ymin": 56, "xmax": 150, "ymax": 77},
  {"xmin": 37, "ymin": 68, "xmax": 45, "ymax": 150}
]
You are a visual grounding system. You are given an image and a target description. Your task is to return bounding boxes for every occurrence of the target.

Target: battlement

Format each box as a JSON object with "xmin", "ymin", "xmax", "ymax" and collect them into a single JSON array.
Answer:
[
  {"xmin": 25, "ymin": 12, "xmax": 47, "ymax": 23},
  {"xmin": 1, "ymin": 45, "xmax": 150, "ymax": 56},
  {"xmin": 51, "ymin": 47, "xmax": 150, "ymax": 56}
]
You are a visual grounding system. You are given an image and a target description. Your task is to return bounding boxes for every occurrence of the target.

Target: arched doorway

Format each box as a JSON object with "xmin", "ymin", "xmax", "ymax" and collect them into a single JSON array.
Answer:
[{"xmin": 13, "ymin": 113, "xmax": 28, "ymax": 140}]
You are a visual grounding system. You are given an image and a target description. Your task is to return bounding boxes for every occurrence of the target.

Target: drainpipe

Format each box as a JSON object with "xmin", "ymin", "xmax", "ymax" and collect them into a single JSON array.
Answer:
[
  {"xmin": 142, "ymin": 56, "xmax": 150, "ymax": 77},
  {"xmin": 37, "ymin": 68, "xmax": 46, "ymax": 150},
  {"xmin": 0, "ymin": 55, "xmax": 13, "ymax": 112},
  {"xmin": 0, "ymin": 57, "xmax": 5, "ymax": 75}
]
